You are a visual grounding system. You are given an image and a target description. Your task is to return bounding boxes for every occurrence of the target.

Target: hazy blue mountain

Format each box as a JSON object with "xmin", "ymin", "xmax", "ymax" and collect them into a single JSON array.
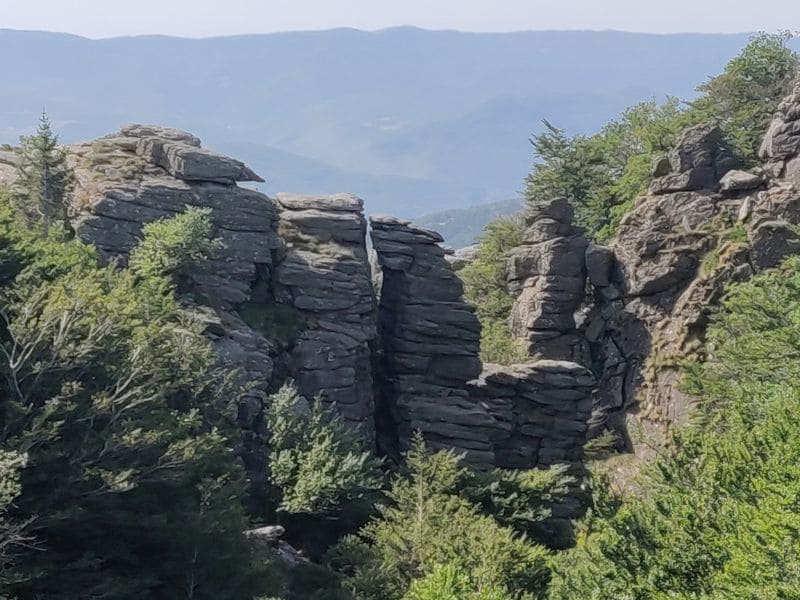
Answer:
[
  {"xmin": 414, "ymin": 198, "xmax": 524, "ymax": 248},
  {"xmin": 1, "ymin": 27, "xmax": 788, "ymax": 220}
]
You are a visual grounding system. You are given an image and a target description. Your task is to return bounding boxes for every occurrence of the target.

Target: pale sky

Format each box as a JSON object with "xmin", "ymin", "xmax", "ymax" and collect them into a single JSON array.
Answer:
[{"xmin": 1, "ymin": 0, "xmax": 798, "ymax": 38}]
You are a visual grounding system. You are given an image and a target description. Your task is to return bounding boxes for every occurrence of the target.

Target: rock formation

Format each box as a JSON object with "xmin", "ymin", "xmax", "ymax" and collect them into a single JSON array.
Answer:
[
  {"xmin": 370, "ymin": 215, "xmax": 594, "ymax": 481},
  {"xmin": 369, "ymin": 215, "xmax": 490, "ymax": 463},
  {"xmin": 56, "ymin": 125, "xmax": 594, "ymax": 502},
  {"xmin": 507, "ymin": 198, "xmax": 589, "ymax": 362},
  {"xmin": 493, "ymin": 85, "xmax": 800, "ymax": 453},
  {"xmin": 20, "ymin": 93, "xmax": 800, "ymax": 521},
  {"xmin": 273, "ymin": 193, "xmax": 377, "ymax": 425}
]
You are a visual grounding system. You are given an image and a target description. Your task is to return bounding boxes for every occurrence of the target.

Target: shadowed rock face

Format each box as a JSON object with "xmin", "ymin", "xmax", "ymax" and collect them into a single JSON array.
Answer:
[
  {"xmin": 369, "ymin": 215, "xmax": 595, "ymax": 485},
  {"xmin": 649, "ymin": 123, "xmax": 737, "ymax": 195},
  {"xmin": 369, "ymin": 215, "xmax": 489, "ymax": 463}
]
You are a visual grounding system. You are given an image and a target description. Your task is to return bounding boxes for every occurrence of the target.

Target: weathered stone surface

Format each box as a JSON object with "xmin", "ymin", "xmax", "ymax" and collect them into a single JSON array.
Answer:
[
  {"xmin": 0, "ymin": 149, "xmax": 19, "ymax": 187},
  {"xmin": 719, "ymin": 169, "xmax": 764, "ymax": 194},
  {"xmin": 786, "ymin": 157, "xmax": 800, "ymax": 188},
  {"xmin": 649, "ymin": 123, "xmax": 735, "ymax": 194},
  {"xmin": 445, "ymin": 244, "xmax": 479, "ymax": 270},
  {"xmin": 136, "ymin": 136, "xmax": 264, "ymax": 184},
  {"xmin": 274, "ymin": 193, "xmax": 377, "ymax": 426},
  {"xmin": 371, "ymin": 216, "xmax": 491, "ymax": 464},
  {"xmin": 760, "ymin": 81, "xmax": 800, "ymax": 160},
  {"xmin": 508, "ymin": 198, "xmax": 589, "ymax": 362}
]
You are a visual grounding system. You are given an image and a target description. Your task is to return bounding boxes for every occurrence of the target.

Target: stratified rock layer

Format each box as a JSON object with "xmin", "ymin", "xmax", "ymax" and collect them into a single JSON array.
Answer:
[
  {"xmin": 370, "ymin": 215, "xmax": 491, "ymax": 464},
  {"xmin": 507, "ymin": 198, "xmax": 588, "ymax": 362},
  {"xmin": 467, "ymin": 361, "xmax": 594, "ymax": 470},
  {"xmin": 274, "ymin": 193, "xmax": 377, "ymax": 425}
]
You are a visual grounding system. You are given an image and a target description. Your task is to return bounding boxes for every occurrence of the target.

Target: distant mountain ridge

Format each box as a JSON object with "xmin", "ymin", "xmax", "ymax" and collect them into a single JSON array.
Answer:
[{"xmin": 1, "ymin": 27, "xmax": 794, "ymax": 221}]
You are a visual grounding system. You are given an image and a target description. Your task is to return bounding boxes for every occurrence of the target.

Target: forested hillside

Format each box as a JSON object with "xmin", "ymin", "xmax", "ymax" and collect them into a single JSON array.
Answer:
[{"xmin": 1, "ymin": 31, "xmax": 800, "ymax": 600}]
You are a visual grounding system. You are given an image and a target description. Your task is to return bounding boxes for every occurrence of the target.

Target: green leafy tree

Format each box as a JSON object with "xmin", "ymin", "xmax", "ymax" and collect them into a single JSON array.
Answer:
[
  {"xmin": 128, "ymin": 206, "xmax": 223, "ymax": 280},
  {"xmin": 523, "ymin": 33, "xmax": 798, "ymax": 242},
  {"xmin": 12, "ymin": 112, "xmax": 75, "ymax": 233},
  {"xmin": 525, "ymin": 100, "xmax": 683, "ymax": 240},
  {"xmin": 689, "ymin": 31, "xmax": 799, "ymax": 163},
  {"xmin": 0, "ymin": 451, "xmax": 30, "ymax": 595},
  {"xmin": 404, "ymin": 563, "xmax": 509, "ymax": 600}
]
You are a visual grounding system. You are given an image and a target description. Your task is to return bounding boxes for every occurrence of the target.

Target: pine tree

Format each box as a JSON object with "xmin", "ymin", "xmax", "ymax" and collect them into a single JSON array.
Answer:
[{"xmin": 12, "ymin": 111, "xmax": 75, "ymax": 233}]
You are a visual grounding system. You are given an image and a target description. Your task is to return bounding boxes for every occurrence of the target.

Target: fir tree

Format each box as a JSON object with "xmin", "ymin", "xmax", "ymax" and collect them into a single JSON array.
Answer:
[{"xmin": 12, "ymin": 111, "xmax": 75, "ymax": 233}]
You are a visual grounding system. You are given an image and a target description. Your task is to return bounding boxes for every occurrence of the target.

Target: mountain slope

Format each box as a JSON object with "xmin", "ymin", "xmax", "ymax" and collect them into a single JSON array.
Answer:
[{"xmin": 2, "ymin": 27, "xmax": 793, "ymax": 218}]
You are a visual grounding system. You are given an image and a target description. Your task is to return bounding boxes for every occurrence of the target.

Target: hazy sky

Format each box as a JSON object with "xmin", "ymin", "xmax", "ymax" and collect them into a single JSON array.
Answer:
[{"xmin": 2, "ymin": 0, "xmax": 799, "ymax": 38}]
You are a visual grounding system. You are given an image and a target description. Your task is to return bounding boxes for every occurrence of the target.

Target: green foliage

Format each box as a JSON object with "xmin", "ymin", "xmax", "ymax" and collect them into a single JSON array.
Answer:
[
  {"xmin": 0, "ymin": 451, "xmax": 30, "ymax": 592},
  {"xmin": 460, "ymin": 465, "xmax": 572, "ymax": 540},
  {"xmin": 690, "ymin": 31, "xmax": 800, "ymax": 163},
  {"xmin": 265, "ymin": 383, "xmax": 384, "ymax": 516},
  {"xmin": 404, "ymin": 563, "xmax": 510, "ymax": 600},
  {"xmin": 460, "ymin": 215, "xmax": 528, "ymax": 364},
  {"xmin": 11, "ymin": 111, "xmax": 75, "ymax": 233},
  {"xmin": 0, "ymin": 203, "xmax": 271, "ymax": 598},
  {"xmin": 549, "ymin": 256, "xmax": 800, "ymax": 599},
  {"xmin": 240, "ymin": 301, "xmax": 307, "ymax": 348},
  {"xmin": 331, "ymin": 434, "xmax": 552, "ymax": 600},
  {"xmin": 526, "ymin": 100, "xmax": 683, "ymax": 239},
  {"xmin": 525, "ymin": 34, "xmax": 798, "ymax": 241},
  {"xmin": 128, "ymin": 205, "xmax": 223, "ymax": 280}
]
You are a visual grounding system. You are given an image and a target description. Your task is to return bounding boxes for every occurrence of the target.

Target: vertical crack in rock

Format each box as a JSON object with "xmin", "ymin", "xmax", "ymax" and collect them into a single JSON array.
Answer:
[{"xmin": 370, "ymin": 215, "xmax": 493, "ymax": 465}]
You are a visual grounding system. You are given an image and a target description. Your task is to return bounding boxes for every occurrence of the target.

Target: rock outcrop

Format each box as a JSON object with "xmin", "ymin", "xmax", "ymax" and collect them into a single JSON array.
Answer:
[
  {"xmin": 67, "ymin": 126, "xmax": 282, "ymax": 497},
  {"xmin": 760, "ymin": 81, "xmax": 800, "ymax": 163},
  {"xmin": 507, "ymin": 198, "xmax": 589, "ymax": 362},
  {"xmin": 34, "ymin": 102, "xmax": 800, "ymax": 522},
  {"xmin": 273, "ymin": 193, "xmax": 377, "ymax": 425},
  {"xmin": 369, "ymin": 215, "xmax": 491, "ymax": 463},
  {"xmin": 370, "ymin": 215, "xmax": 595, "ymax": 482},
  {"xmin": 467, "ymin": 361, "xmax": 594, "ymax": 473},
  {"xmin": 648, "ymin": 123, "xmax": 736, "ymax": 195}
]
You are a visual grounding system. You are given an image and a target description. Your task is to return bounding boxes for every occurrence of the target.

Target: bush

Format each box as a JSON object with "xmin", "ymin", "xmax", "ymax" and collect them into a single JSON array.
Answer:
[
  {"xmin": 0, "ymin": 204, "xmax": 271, "ymax": 598},
  {"xmin": 331, "ymin": 434, "xmax": 552, "ymax": 600},
  {"xmin": 460, "ymin": 215, "xmax": 528, "ymax": 364},
  {"xmin": 265, "ymin": 383, "xmax": 384, "ymax": 516}
]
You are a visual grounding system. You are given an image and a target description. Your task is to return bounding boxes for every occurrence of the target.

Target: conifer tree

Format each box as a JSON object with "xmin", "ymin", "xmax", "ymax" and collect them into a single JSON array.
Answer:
[{"xmin": 12, "ymin": 111, "xmax": 74, "ymax": 233}]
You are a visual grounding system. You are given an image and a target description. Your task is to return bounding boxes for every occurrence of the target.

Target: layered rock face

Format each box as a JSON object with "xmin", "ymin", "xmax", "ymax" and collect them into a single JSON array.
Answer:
[
  {"xmin": 369, "ymin": 216, "xmax": 491, "ymax": 463},
  {"xmin": 507, "ymin": 198, "xmax": 589, "ymax": 362},
  {"xmin": 370, "ymin": 215, "xmax": 595, "ymax": 477},
  {"xmin": 467, "ymin": 361, "xmax": 594, "ymax": 472},
  {"xmin": 273, "ymin": 193, "xmax": 377, "ymax": 425}
]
